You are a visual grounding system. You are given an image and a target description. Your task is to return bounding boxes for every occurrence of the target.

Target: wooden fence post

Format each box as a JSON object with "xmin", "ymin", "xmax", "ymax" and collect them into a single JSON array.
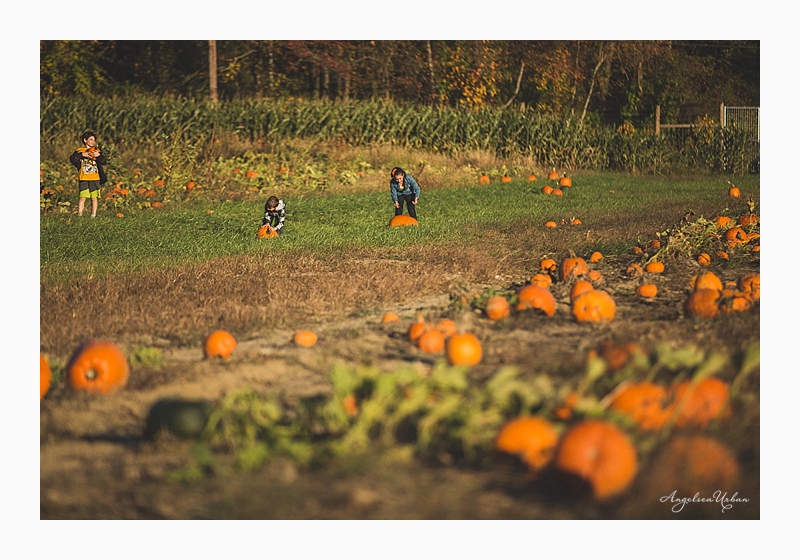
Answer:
[
  {"xmin": 655, "ymin": 105, "xmax": 660, "ymax": 136},
  {"xmin": 720, "ymin": 103, "xmax": 725, "ymax": 128}
]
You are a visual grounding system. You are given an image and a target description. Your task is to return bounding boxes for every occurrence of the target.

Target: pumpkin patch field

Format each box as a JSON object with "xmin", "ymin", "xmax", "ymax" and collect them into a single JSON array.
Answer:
[{"xmin": 39, "ymin": 170, "xmax": 761, "ymax": 520}]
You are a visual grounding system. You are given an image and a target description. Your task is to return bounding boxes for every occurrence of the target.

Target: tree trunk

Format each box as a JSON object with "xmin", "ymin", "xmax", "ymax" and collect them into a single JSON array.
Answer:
[
  {"xmin": 208, "ymin": 40, "xmax": 218, "ymax": 104},
  {"xmin": 580, "ymin": 42, "xmax": 610, "ymax": 123},
  {"xmin": 426, "ymin": 40, "xmax": 436, "ymax": 105},
  {"xmin": 500, "ymin": 62, "xmax": 525, "ymax": 109},
  {"xmin": 268, "ymin": 40, "xmax": 275, "ymax": 95}
]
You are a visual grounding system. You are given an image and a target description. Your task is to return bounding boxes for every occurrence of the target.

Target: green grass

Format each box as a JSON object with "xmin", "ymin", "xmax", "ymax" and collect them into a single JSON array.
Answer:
[{"xmin": 40, "ymin": 172, "xmax": 761, "ymax": 285}]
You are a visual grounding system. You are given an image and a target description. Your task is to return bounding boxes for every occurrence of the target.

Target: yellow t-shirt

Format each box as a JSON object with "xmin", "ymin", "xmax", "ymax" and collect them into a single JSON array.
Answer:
[{"xmin": 77, "ymin": 147, "xmax": 101, "ymax": 181}]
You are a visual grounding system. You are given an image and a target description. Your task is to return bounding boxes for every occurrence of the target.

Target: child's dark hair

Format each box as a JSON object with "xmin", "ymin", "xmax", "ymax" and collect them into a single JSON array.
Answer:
[
  {"xmin": 391, "ymin": 167, "xmax": 405, "ymax": 177},
  {"xmin": 81, "ymin": 130, "xmax": 97, "ymax": 143},
  {"xmin": 266, "ymin": 196, "xmax": 279, "ymax": 209}
]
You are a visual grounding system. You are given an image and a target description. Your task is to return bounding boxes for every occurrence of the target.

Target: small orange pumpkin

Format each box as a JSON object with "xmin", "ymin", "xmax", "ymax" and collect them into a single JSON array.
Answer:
[
  {"xmin": 408, "ymin": 320, "xmax": 428, "ymax": 343},
  {"xmin": 294, "ymin": 330, "xmax": 318, "ymax": 347},
  {"xmin": 693, "ymin": 271, "xmax": 723, "ymax": 292},
  {"xmin": 636, "ymin": 284, "xmax": 658, "ymax": 298},
  {"xmin": 67, "ymin": 339, "xmax": 130, "ymax": 394},
  {"xmin": 501, "ymin": 174, "xmax": 512, "ymax": 183},
  {"xmin": 495, "ymin": 416, "xmax": 560, "ymax": 472},
  {"xmin": 516, "ymin": 284, "xmax": 556, "ymax": 316},
  {"xmin": 204, "ymin": 330, "xmax": 237, "ymax": 359},
  {"xmin": 479, "ymin": 174, "xmax": 491, "ymax": 184},
  {"xmin": 696, "ymin": 253, "xmax": 711, "ymax": 266},
  {"xmin": 257, "ymin": 225, "xmax": 279, "ymax": 238},
  {"xmin": 530, "ymin": 273, "xmax": 553, "ymax": 288},
  {"xmin": 540, "ymin": 258, "xmax": 557, "ymax": 272},
  {"xmin": 672, "ymin": 377, "xmax": 732, "ymax": 428},
  {"xmin": 723, "ymin": 227, "xmax": 748, "ymax": 246},
  {"xmin": 417, "ymin": 328, "xmax": 445, "ymax": 353},
  {"xmin": 560, "ymin": 257, "xmax": 589, "ymax": 282},
  {"xmin": 527, "ymin": 174, "xmax": 538, "ymax": 181},
  {"xmin": 446, "ymin": 332, "xmax": 483, "ymax": 366},
  {"xmin": 435, "ymin": 318, "xmax": 458, "ymax": 338},
  {"xmin": 589, "ymin": 251, "xmax": 603, "ymax": 263},
  {"xmin": 552, "ymin": 188, "xmax": 564, "ymax": 196},
  {"xmin": 381, "ymin": 312, "xmax": 400, "ymax": 323},
  {"xmin": 625, "ymin": 263, "xmax": 644, "ymax": 277},
  {"xmin": 559, "ymin": 175, "xmax": 572, "ymax": 187},
  {"xmin": 541, "ymin": 185, "xmax": 554, "ymax": 195},
  {"xmin": 738, "ymin": 212, "xmax": 758, "ymax": 227},
  {"xmin": 609, "ymin": 381, "xmax": 672, "ymax": 431},
  {"xmin": 485, "ymin": 295, "xmax": 511, "ymax": 321},
  {"xmin": 644, "ymin": 261, "xmax": 665, "ymax": 274},
  {"xmin": 587, "ymin": 270, "xmax": 603, "ymax": 282},
  {"xmin": 41, "ymin": 353, "xmax": 52, "ymax": 399},
  {"xmin": 545, "ymin": 221, "xmax": 557, "ymax": 228},
  {"xmin": 548, "ymin": 170, "xmax": 559, "ymax": 180},
  {"xmin": 737, "ymin": 272, "xmax": 760, "ymax": 300},
  {"xmin": 713, "ymin": 216, "xmax": 734, "ymax": 229},
  {"xmin": 728, "ymin": 185, "xmax": 740, "ymax": 198}
]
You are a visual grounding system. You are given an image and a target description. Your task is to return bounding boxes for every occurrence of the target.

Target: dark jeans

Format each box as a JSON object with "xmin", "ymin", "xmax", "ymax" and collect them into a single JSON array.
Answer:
[{"xmin": 395, "ymin": 194, "xmax": 417, "ymax": 219}]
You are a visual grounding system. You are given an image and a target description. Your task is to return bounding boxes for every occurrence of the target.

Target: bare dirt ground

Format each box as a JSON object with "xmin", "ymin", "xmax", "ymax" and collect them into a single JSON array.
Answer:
[{"xmin": 40, "ymin": 240, "xmax": 760, "ymax": 519}]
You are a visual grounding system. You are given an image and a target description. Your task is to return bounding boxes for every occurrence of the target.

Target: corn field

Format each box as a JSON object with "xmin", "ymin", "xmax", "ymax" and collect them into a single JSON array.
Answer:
[{"xmin": 40, "ymin": 94, "xmax": 757, "ymax": 175}]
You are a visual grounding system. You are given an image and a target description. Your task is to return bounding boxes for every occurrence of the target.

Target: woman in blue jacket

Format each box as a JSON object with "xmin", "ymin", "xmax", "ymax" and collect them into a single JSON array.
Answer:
[{"xmin": 390, "ymin": 167, "xmax": 421, "ymax": 220}]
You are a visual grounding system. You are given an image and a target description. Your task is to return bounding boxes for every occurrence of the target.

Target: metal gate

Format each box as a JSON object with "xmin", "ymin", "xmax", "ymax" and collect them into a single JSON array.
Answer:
[{"xmin": 724, "ymin": 106, "xmax": 760, "ymax": 142}]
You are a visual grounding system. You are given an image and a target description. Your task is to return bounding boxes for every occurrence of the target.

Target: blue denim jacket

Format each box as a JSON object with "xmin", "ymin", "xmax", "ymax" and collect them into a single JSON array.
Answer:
[{"xmin": 390, "ymin": 174, "xmax": 421, "ymax": 202}]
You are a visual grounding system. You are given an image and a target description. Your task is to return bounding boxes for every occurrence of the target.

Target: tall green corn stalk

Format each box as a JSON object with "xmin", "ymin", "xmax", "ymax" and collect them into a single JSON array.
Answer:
[{"xmin": 40, "ymin": 94, "xmax": 756, "ymax": 174}]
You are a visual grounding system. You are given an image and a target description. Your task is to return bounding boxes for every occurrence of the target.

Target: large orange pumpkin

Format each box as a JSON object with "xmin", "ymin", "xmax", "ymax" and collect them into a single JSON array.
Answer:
[
  {"xmin": 389, "ymin": 215, "xmax": 419, "ymax": 227},
  {"xmin": 446, "ymin": 332, "xmax": 483, "ymax": 366},
  {"xmin": 554, "ymin": 420, "xmax": 638, "ymax": 501},
  {"xmin": 572, "ymin": 289, "xmax": 616, "ymax": 323},
  {"xmin": 683, "ymin": 289, "xmax": 720, "ymax": 318},
  {"xmin": 67, "ymin": 339, "xmax": 130, "ymax": 394},
  {"xmin": 672, "ymin": 377, "xmax": 731, "ymax": 428},
  {"xmin": 494, "ymin": 416, "xmax": 560, "ymax": 472}
]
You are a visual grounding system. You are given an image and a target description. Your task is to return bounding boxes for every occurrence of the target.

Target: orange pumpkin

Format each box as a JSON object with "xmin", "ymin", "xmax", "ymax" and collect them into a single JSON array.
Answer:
[
  {"xmin": 683, "ymin": 289, "xmax": 720, "ymax": 318},
  {"xmin": 494, "ymin": 416, "xmax": 560, "ymax": 472},
  {"xmin": 587, "ymin": 270, "xmax": 603, "ymax": 282},
  {"xmin": 204, "ymin": 330, "xmax": 237, "ymax": 359},
  {"xmin": 554, "ymin": 420, "xmax": 638, "ymax": 501},
  {"xmin": 153, "ymin": 179, "xmax": 165, "ymax": 187},
  {"xmin": 548, "ymin": 170, "xmax": 559, "ymax": 180},
  {"xmin": 552, "ymin": 188, "xmax": 564, "ymax": 196},
  {"xmin": 572, "ymin": 289, "xmax": 616, "ymax": 323},
  {"xmin": 649, "ymin": 239, "xmax": 661, "ymax": 250},
  {"xmin": 245, "ymin": 170, "xmax": 259, "ymax": 179},
  {"xmin": 479, "ymin": 174, "xmax": 491, "ymax": 184},
  {"xmin": 737, "ymin": 273, "xmax": 760, "ymax": 300},
  {"xmin": 545, "ymin": 221, "xmax": 557, "ymax": 228},
  {"xmin": 625, "ymin": 263, "xmax": 644, "ymax": 277},
  {"xmin": 389, "ymin": 215, "xmax": 419, "ymax": 227},
  {"xmin": 294, "ymin": 330, "xmax": 318, "ymax": 347},
  {"xmin": 636, "ymin": 283, "xmax": 658, "ymax": 298},
  {"xmin": 570, "ymin": 280, "xmax": 595, "ymax": 302},
  {"xmin": 713, "ymin": 216, "xmax": 734, "ymax": 229},
  {"xmin": 40, "ymin": 353, "xmax": 52, "ymax": 399},
  {"xmin": 257, "ymin": 225, "xmax": 279, "ymax": 238},
  {"xmin": 696, "ymin": 253, "xmax": 711, "ymax": 266},
  {"xmin": 728, "ymin": 185, "xmax": 740, "ymax": 197},
  {"xmin": 644, "ymin": 261, "xmax": 665, "ymax": 274},
  {"xmin": 598, "ymin": 341, "xmax": 645, "ymax": 371},
  {"xmin": 435, "ymin": 318, "xmax": 458, "ymax": 338},
  {"xmin": 738, "ymin": 212, "xmax": 758, "ymax": 227},
  {"xmin": 446, "ymin": 332, "xmax": 483, "ymax": 366},
  {"xmin": 672, "ymin": 377, "xmax": 732, "ymax": 428},
  {"xmin": 609, "ymin": 381, "xmax": 672, "ymax": 430},
  {"xmin": 559, "ymin": 175, "xmax": 572, "ymax": 187},
  {"xmin": 417, "ymin": 328, "xmax": 445, "ymax": 353},
  {"xmin": 723, "ymin": 227, "xmax": 748, "ymax": 246},
  {"xmin": 485, "ymin": 295, "xmax": 511, "ymax": 320},
  {"xmin": 541, "ymin": 185, "xmax": 554, "ymax": 195},
  {"xmin": 527, "ymin": 174, "xmax": 538, "ymax": 181},
  {"xmin": 589, "ymin": 251, "xmax": 603, "ymax": 263},
  {"xmin": 560, "ymin": 257, "xmax": 589, "ymax": 282},
  {"xmin": 408, "ymin": 320, "xmax": 428, "ymax": 343},
  {"xmin": 501, "ymin": 175, "xmax": 512, "ymax": 183},
  {"xmin": 540, "ymin": 258, "xmax": 557, "ymax": 272},
  {"xmin": 381, "ymin": 312, "xmax": 400, "ymax": 323},
  {"xmin": 645, "ymin": 435, "xmax": 740, "ymax": 498},
  {"xmin": 693, "ymin": 271, "xmax": 723, "ymax": 292},
  {"xmin": 530, "ymin": 273, "xmax": 553, "ymax": 288},
  {"xmin": 67, "ymin": 339, "xmax": 130, "ymax": 394},
  {"xmin": 516, "ymin": 284, "xmax": 556, "ymax": 316}
]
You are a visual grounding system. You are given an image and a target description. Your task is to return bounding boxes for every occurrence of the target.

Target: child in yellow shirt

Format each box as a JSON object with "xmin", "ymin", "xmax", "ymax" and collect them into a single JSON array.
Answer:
[{"xmin": 69, "ymin": 131, "xmax": 108, "ymax": 217}]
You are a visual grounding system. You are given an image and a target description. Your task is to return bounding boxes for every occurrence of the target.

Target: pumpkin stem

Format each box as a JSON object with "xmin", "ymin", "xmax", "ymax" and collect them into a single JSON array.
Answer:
[{"xmin": 85, "ymin": 368, "xmax": 98, "ymax": 380}]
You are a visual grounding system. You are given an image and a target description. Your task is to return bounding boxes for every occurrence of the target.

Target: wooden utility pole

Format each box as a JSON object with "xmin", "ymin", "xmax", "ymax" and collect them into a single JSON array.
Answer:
[
  {"xmin": 655, "ymin": 105, "xmax": 661, "ymax": 135},
  {"xmin": 209, "ymin": 40, "xmax": 218, "ymax": 104}
]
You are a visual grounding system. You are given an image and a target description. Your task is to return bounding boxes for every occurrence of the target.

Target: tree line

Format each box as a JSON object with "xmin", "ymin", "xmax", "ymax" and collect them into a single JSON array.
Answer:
[{"xmin": 40, "ymin": 40, "xmax": 759, "ymax": 129}]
